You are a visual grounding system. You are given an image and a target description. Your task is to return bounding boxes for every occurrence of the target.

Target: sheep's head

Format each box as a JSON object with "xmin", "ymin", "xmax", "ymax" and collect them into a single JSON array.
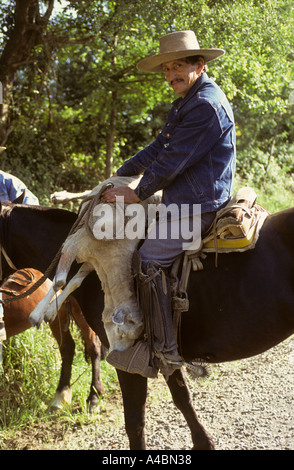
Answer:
[{"xmin": 103, "ymin": 302, "xmax": 144, "ymax": 352}]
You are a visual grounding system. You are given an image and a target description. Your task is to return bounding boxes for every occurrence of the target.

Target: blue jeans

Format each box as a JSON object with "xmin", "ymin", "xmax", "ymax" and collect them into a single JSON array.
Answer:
[{"xmin": 139, "ymin": 211, "xmax": 215, "ymax": 269}]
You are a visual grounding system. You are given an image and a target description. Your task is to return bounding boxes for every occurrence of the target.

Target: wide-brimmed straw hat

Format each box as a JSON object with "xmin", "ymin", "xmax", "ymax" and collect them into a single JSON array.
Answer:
[{"xmin": 137, "ymin": 31, "xmax": 225, "ymax": 73}]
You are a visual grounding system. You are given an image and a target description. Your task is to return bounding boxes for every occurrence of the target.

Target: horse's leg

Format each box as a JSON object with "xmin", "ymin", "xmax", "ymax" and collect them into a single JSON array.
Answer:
[
  {"xmin": 166, "ymin": 369, "xmax": 215, "ymax": 450},
  {"xmin": 69, "ymin": 295, "xmax": 104, "ymax": 412},
  {"xmin": 116, "ymin": 370, "xmax": 148, "ymax": 450},
  {"xmin": 48, "ymin": 302, "xmax": 75, "ymax": 410}
]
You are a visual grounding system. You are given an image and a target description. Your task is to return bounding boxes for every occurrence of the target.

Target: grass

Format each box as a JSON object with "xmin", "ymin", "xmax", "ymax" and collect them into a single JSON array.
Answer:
[
  {"xmin": 0, "ymin": 322, "xmax": 119, "ymax": 448},
  {"xmin": 246, "ymin": 182, "xmax": 294, "ymax": 214}
]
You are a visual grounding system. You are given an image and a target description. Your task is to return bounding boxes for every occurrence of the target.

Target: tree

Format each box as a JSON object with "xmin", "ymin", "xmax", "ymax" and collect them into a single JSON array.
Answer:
[
  {"xmin": 0, "ymin": 0, "xmax": 54, "ymax": 145},
  {"xmin": 0, "ymin": 0, "xmax": 293, "ymax": 206},
  {"xmin": 0, "ymin": 0, "xmax": 96, "ymax": 146}
]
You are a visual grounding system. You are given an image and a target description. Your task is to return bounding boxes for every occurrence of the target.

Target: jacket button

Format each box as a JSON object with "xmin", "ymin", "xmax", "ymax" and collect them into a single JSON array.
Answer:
[{"xmin": 166, "ymin": 133, "xmax": 170, "ymax": 138}]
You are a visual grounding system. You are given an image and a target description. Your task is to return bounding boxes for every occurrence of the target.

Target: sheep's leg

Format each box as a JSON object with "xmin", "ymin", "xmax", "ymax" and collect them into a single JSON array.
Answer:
[{"xmin": 44, "ymin": 263, "xmax": 94, "ymax": 323}]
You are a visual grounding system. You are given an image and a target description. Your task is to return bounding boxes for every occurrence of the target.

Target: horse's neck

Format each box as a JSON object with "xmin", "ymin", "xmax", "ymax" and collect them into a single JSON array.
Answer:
[
  {"xmin": 6, "ymin": 205, "xmax": 76, "ymax": 273},
  {"xmin": 1, "ymin": 207, "xmax": 41, "ymax": 270}
]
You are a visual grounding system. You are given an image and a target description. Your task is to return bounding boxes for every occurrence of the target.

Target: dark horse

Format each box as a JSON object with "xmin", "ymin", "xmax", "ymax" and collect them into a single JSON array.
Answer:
[
  {"xmin": 1, "ymin": 201, "xmax": 294, "ymax": 449},
  {"xmin": 0, "ymin": 201, "xmax": 105, "ymax": 412}
]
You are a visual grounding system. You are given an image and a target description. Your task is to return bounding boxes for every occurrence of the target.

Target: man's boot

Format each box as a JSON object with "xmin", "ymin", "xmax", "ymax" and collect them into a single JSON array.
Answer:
[
  {"xmin": 144, "ymin": 262, "xmax": 182, "ymax": 377},
  {"xmin": 106, "ymin": 340, "xmax": 159, "ymax": 378}
]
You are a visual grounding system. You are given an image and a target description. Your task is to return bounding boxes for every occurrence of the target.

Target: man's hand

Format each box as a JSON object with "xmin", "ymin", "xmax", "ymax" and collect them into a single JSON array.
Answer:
[{"xmin": 101, "ymin": 186, "xmax": 140, "ymax": 204}]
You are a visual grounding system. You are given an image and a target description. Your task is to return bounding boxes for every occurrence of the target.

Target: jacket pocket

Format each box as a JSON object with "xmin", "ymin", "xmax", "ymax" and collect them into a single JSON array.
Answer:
[{"xmin": 185, "ymin": 155, "xmax": 215, "ymax": 201}]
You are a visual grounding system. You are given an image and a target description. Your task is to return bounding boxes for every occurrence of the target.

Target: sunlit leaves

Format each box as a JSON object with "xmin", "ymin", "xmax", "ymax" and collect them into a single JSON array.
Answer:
[{"xmin": 0, "ymin": 0, "xmax": 293, "ymax": 203}]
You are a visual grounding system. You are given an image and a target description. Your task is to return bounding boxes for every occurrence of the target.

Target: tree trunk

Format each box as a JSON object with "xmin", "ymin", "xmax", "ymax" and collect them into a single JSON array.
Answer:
[
  {"xmin": 104, "ymin": 32, "xmax": 118, "ymax": 179},
  {"xmin": 105, "ymin": 91, "xmax": 118, "ymax": 179},
  {"xmin": 0, "ymin": 78, "xmax": 14, "ymax": 146},
  {"xmin": 0, "ymin": 0, "xmax": 54, "ymax": 145}
]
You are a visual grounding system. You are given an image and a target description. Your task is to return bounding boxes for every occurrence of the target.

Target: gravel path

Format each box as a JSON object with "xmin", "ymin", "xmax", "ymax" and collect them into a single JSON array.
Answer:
[
  {"xmin": 3, "ymin": 336, "xmax": 294, "ymax": 451},
  {"xmin": 90, "ymin": 335, "xmax": 294, "ymax": 451}
]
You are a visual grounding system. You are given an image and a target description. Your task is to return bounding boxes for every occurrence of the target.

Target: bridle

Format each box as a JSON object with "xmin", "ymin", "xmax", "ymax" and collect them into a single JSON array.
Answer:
[{"xmin": 0, "ymin": 245, "xmax": 18, "ymax": 280}]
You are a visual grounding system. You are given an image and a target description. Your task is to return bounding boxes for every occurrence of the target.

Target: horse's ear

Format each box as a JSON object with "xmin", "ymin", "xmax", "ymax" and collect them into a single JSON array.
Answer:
[{"xmin": 12, "ymin": 190, "xmax": 26, "ymax": 205}]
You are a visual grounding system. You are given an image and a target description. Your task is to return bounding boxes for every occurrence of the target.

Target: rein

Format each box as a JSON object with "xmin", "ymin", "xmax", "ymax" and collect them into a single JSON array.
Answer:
[{"xmin": 0, "ymin": 245, "xmax": 18, "ymax": 280}]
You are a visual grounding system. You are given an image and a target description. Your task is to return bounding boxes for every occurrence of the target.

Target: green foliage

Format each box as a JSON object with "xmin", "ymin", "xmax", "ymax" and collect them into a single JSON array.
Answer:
[
  {"xmin": 0, "ymin": 326, "xmax": 62, "ymax": 428},
  {"xmin": 0, "ymin": 323, "xmax": 118, "ymax": 435},
  {"xmin": 0, "ymin": 0, "xmax": 293, "ymax": 206}
]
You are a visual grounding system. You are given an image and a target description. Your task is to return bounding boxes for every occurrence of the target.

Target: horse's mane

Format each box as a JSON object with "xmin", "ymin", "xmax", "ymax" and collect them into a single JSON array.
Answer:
[
  {"xmin": 9, "ymin": 203, "xmax": 78, "ymax": 223},
  {"xmin": 0, "ymin": 203, "xmax": 78, "ymax": 250}
]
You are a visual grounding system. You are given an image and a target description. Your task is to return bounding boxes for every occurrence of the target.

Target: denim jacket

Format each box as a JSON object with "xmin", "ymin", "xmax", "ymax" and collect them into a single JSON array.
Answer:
[
  {"xmin": 117, "ymin": 73, "xmax": 236, "ymax": 214},
  {"xmin": 0, "ymin": 171, "xmax": 39, "ymax": 205}
]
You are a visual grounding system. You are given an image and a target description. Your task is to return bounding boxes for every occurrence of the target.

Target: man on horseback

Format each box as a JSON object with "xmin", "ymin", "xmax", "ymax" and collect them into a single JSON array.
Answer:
[
  {"xmin": 0, "ymin": 168, "xmax": 39, "ymax": 205},
  {"xmin": 102, "ymin": 31, "xmax": 236, "ymax": 378}
]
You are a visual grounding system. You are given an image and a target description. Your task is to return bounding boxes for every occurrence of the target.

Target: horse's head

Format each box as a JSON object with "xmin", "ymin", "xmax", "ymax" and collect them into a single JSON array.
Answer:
[
  {"xmin": 0, "ymin": 190, "xmax": 26, "ymax": 216},
  {"xmin": 0, "ymin": 200, "xmax": 12, "ymax": 221}
]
